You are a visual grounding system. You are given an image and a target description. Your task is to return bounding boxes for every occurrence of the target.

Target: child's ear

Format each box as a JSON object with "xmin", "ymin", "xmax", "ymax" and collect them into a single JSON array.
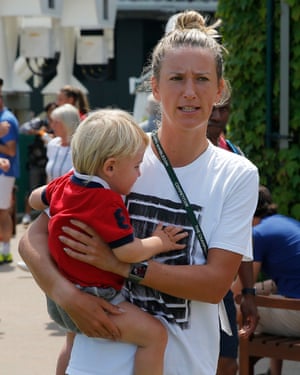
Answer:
[{"xmin": 103, "ymin": 158, "xmax": 116, "ymax": 176}]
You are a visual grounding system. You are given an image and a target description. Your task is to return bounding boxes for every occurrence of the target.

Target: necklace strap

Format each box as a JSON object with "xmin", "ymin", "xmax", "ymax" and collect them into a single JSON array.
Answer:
[{"xmin": 151, "ymin": 130, "xmax": 208, "ymax": 258}]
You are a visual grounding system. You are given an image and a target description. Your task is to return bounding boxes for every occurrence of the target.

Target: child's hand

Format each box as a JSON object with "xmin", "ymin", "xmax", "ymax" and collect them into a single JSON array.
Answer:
[{"xmin": 153, "ymin": 223, "xmax": 188, "ymax": 251}]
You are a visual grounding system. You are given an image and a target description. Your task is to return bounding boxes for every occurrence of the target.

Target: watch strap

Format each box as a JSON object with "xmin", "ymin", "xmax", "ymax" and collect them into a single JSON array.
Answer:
[{"xmin": 241, "ymin": 287, "xmax": 256, "ymax": 296}]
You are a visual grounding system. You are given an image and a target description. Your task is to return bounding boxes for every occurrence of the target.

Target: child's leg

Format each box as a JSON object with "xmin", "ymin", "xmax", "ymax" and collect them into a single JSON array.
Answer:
[
  {"xmin": 109, "ymin": 301, "xmax": 167, "ymax": 375},
  {"xmin": 56, "ymin": 332, "xmax": 75, "ymax": 375}
]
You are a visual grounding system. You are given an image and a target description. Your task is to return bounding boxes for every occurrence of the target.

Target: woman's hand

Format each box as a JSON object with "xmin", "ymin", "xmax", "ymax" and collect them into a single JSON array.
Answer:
[
  {"xmin": 19, "ymin": 214, "xmax": 123, "ymax": 339},
  {"xmin": 63, "ymin": 288, "xmax": 123, "ymax": 339},
  {"xmin": 59, "ymin": 219, "xmax": 129, "ymax": 277}
]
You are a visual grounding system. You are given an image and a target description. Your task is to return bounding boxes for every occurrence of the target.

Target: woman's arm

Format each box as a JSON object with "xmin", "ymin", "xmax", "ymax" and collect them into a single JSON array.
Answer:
[
  {"xmin": 18, "ymin": 213, "xmax": 123, "ymax": 339},
  {"xmin": 61, "ymin": 220, "xmax": 242, "ymax": 304}
]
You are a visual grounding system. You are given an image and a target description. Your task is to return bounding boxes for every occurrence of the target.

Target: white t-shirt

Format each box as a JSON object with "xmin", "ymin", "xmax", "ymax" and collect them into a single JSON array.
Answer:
[
  {"xmin": 46, "ymin": 137, "xmax": 72, "ymax": 181},
  {"xmin": 67, "ymin": 142, "xmax": 259, "ymax": 375}
]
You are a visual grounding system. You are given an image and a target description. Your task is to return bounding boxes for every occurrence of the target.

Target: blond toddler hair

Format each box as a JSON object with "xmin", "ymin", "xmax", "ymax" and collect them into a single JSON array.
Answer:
[{"xmin": 71, "ymin": 108, "xmax": 149, "ymax": 176}]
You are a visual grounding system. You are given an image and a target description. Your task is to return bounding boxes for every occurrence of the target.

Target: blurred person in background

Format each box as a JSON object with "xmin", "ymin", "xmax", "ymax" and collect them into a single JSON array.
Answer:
[
  {"xmin": 139, "ymin": 93, "xmax": 161, "ymax": 133},
  {"xmin": 19, "ymin": 102, "xmax": 56, "ymax": 226},
  {"xmin": 0, "ymin": 78, "xmax": 20, "ymax": 265},
  {"xmin": 45, "ymin": 103, "xmax": 80, "ymax": 182},
  {"xmin": 249, "ymin": 186, "xmax": 300, "ymax": 375},
  {"xmin": 56, "ymin": 85, "xmax": 90, "ymax": 120}
]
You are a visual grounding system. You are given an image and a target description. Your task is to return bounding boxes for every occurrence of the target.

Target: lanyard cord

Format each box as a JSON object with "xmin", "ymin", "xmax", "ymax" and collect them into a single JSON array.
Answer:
[{"xmin": 151, "ymin": 130, "xmax": 208, "ymax": 258}]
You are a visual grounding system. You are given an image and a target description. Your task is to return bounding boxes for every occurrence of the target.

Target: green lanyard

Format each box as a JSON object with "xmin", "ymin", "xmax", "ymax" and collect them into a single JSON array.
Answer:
[{"xmin": 151, "ymin": 130, "xmax": 208, "ymax": 258}]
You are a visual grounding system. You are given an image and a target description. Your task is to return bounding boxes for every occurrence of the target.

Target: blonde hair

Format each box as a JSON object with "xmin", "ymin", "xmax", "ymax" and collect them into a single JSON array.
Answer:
[
  {"xmin": 151, "ymin": 10, "xmax": 226, "ymax": 83},
  {"xmin": 50, "ymin": 103, "xmax": 80, "ymax": 138},
  {"xmin": 71, "ymin": 108, "xmax": 149, "ymax": 175}
]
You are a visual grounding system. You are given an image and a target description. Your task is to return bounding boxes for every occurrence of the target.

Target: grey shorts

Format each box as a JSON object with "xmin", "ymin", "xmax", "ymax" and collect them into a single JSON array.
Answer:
[{"xmin": 47, "ymin": 285, "xmax": 125, "ymax": 332}]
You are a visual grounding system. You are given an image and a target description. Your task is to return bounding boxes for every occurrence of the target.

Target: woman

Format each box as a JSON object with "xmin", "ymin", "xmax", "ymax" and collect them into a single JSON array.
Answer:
[
  {"xmin": 46, "ymin": 103, "xmax": 80, "ymax": 182},
  {"xmin": 19, "ymin": 101, "xmax": 56, "ymax": 226},
  {"xmin": 19, "ymin": 10, "xmax": 259, "ymax": 375},
  {"xmin": 56, "ymin": 85, "xmax": 90, "ymax": 119}
]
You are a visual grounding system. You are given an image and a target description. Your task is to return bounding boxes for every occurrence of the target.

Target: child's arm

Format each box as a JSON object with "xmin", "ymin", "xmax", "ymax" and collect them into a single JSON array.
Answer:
[
  {"xmin": 112, "ymin": 223, "xmax": 188, "ymax": 263},
  {"xmin": 29, "ymin": 185, "xmax": 48, "ymax": 211}
]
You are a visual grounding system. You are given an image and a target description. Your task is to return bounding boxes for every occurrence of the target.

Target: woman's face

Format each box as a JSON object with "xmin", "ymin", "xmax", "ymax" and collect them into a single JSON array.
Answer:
[
  {"xmin": 152, "ymin": 47, "xmax": 223, "ymax": 133},
  {"xmin": 50, "ymin": 118, "xmax": 67, "ymax": 138},
  {"xmin": 56, "ymin": 91, "xmax": 75, "ymax": 107}
]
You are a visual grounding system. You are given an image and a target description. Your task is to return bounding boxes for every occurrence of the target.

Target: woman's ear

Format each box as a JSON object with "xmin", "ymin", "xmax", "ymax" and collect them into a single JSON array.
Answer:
[{"xmin": 103, "ymin": 158, "xmax": 116, "ymax": 177}]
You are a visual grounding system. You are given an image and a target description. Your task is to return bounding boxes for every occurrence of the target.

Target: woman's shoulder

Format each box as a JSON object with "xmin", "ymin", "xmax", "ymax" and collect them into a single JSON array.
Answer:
[
  {"xmin": 48, "ymin": 137, "xmax": 61, "ymax": 145},
  {"xmin": 209, "ymin": 142, "xmax": 258, "ymax": 173},
  {"xmin": 48, "ymin": 136, "xmax": 61, "ymax": 146}
]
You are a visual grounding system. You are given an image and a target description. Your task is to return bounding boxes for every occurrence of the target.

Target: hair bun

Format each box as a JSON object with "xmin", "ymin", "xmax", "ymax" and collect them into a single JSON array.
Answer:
[{"xmin": 174, "ymin": 10, "xmax": 221, "ymax": 38}]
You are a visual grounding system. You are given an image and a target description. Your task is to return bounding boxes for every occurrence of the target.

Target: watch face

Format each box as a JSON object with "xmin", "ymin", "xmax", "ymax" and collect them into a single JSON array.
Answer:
[
  {"xmin": 129, "ymin": 262, "xmax": 148, "ymax": 282},
  {"xmin": 132, "ymin": 263, "xmax": 147, "ymax": 278}
]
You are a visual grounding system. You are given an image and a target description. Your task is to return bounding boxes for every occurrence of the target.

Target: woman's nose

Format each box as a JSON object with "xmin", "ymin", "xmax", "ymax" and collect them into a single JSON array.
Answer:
[{"xmin": 183, "ymin": 80, "xmax": 196, "ymax": 99}]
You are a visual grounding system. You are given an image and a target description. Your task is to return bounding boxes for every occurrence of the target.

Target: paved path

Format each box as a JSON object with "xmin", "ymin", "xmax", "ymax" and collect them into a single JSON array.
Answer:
[
  {"xmin": 0, "ymin": 223, "xmax": 65, "ymax": 375},
  {"xmin": 1, "ymin": 223, "xmax": 300, "ymax": 374}
]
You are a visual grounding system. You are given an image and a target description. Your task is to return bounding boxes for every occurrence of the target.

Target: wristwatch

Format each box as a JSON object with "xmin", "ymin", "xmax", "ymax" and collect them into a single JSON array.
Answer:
[
  {"xmin": 241, "ymin": 287, "xmax": 256, "ymax": 296},
  {"xmin": 128, "ymin": 262, "xmax": 148, "ymax": 283}
]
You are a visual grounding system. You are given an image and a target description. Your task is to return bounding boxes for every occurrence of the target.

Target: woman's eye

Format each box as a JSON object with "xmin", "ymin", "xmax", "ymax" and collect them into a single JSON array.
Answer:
[
  {"xmin": 170, "ymin": 76, "xmax": 182, "ymax": 81},
  {"xmin": 197, "ymin": 76, "xmax": 208, "ymax": 82}
]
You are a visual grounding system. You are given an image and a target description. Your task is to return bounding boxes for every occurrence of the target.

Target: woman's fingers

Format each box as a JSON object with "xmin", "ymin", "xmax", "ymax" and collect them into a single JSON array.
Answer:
[
  {"xmin": 70, "ymin": 219, "xmax": 98, "ymax": 237},
  {"xmin": 63, "ymin": 246, "xmax": 91, "ymax": 262},
  {"xmin": 59, "ymin": 233, "xmax": 90, "ymax": 254},
  {"xmin": 65, "ymin": 291, "xmax": 123, "ymax": 339},
  {"xmin": 59, "ymin": 220, "xmax": 120, "ymax": 273}
]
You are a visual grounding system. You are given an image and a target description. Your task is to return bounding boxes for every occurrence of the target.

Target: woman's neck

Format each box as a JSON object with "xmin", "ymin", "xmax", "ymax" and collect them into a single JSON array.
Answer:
[
  {"xmin": 60, "ymin": 137, "xmax": 70, "ymax": 147},
  {"xmin": 153, "ymin": 127, "xmax": 209, "ymax": 167}
]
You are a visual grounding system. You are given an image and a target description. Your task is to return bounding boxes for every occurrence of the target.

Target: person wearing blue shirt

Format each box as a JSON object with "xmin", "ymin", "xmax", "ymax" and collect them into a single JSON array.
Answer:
[
  {"xmin": 252, "ymin": 185, "xmax": 300, "ymax": 375},
  {"xmin": 0, "ymin": 78, "xmax": 20, "ymax": 264}
]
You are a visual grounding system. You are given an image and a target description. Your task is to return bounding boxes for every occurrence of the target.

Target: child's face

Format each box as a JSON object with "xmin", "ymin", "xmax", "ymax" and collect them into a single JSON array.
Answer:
[{"xmin": 109, "ymin": 146, "xmax": 145, "ymax": 195}]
